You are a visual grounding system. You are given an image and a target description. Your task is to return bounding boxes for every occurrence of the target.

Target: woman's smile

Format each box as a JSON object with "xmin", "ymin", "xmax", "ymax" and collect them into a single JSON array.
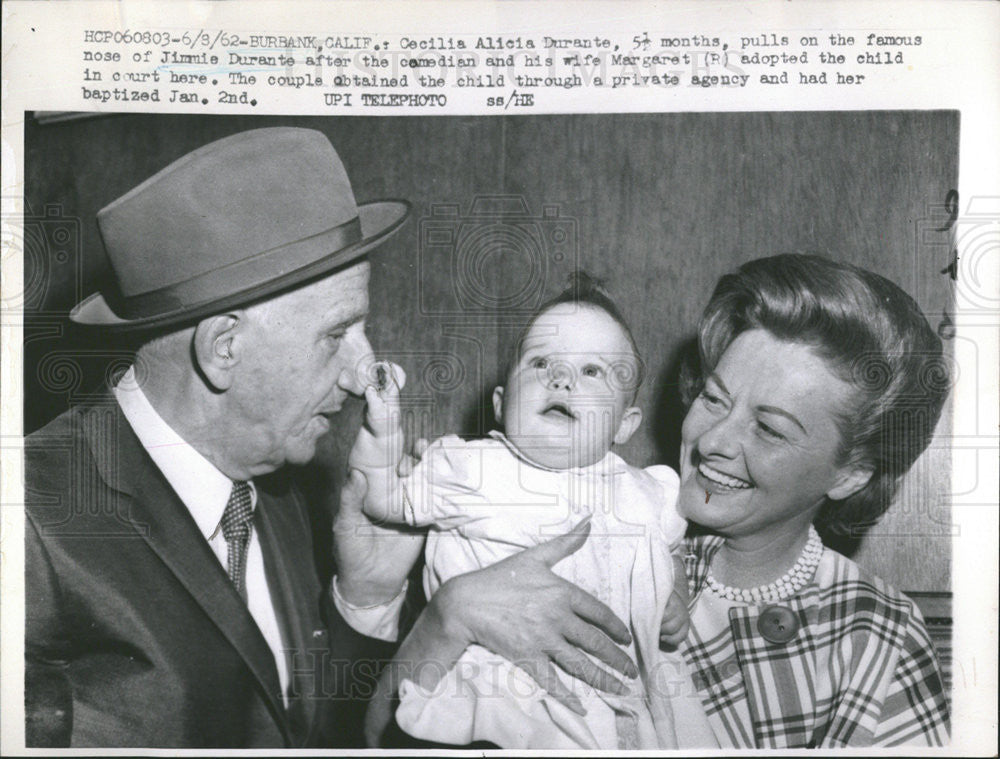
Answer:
[
  {"xmin": 696, "ymin": 461, "xmax": 753, "ymax": 491},
  {"xmin": 677, "ymin": 329, "xmax": 863, "ymax": 544}
]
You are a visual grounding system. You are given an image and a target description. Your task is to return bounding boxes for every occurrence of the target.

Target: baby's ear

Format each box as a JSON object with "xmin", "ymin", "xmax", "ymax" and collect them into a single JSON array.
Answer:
[
  {"xmin": 613, "ymin": 406, "xmax": 643, "ymax": 445},
  {"xmin": 492, "ymin": 387, "xmax": 505, "ymax": 426}
]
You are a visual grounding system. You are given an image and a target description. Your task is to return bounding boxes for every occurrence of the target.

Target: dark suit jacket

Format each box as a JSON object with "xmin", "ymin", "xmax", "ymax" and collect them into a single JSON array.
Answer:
[{"xmin": 24, "ymin": 393, "xmax": 396, "ymax": 748}]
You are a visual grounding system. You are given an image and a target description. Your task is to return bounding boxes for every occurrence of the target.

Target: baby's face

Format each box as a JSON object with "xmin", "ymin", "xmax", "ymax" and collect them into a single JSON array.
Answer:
[{"xmin": 494, "ymin": 303, "xmax": 643, "ymax": 469}]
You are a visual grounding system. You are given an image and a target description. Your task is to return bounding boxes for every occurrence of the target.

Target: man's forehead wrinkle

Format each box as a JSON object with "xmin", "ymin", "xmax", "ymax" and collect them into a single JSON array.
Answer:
[
  {"xmin": 301, "ymin": 270, "xmax": 369, "ymax": 322},
  {"xmin": 317, "ymin": 291, "xmax": 369, "ymax": 328}
]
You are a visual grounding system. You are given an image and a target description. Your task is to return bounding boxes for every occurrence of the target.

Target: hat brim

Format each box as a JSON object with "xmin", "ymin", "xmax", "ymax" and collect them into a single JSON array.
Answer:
[{"xmin": 71, "ymin": 199, "xmax": 409, "ymax": 332}]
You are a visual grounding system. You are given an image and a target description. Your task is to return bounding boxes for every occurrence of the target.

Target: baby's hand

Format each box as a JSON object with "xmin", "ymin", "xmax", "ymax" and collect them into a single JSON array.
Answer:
[
  {"xmin": 362, "ymin": 361, "xmax": 406, "ymax": 439},
  {"xmin": 348, "ymin": 361, "xmax": 406, "ymax": 471},
  {"xmin": 659, "ymin": 590, "xmax": 691, "ymax": 650}
]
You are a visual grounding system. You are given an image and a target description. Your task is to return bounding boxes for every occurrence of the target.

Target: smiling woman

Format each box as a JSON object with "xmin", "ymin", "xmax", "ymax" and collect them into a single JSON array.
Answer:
[
  {"xmin": 679, "ymin": 331, "xmax": 871, "ymax": 566},
  {"xmin": 672, "ymin": 254, "xmax": 950, "ymax": 748}
]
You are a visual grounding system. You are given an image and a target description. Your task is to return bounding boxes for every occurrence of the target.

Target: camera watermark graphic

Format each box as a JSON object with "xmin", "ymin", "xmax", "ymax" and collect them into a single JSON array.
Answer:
[
  {"xmin": 418, "ymin": 196, "xmax": 578, "ymax": 317},
  {"xmin": 912, "ymin": 193, "xmax": 999, "ymax": 318},
  {"xmin": 2, "ymin": 202, "xmax": 84, "ymax": 316},
  {"xmin": 952, "ymin": 196, "xmax": 1000, "ymax": 313},
  {"xmin": 20, "ymin": 402, "xmax": 149, "ymax": 537}
]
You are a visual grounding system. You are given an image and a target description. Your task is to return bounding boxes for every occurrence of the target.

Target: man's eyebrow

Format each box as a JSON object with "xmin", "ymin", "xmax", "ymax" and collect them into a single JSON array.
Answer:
[
  {"xmin": 321, "ymin": 313, "xmax": 365, "ymax": 332},
  {"xmin": 758, "ymin": 405, "xmax": 808, "ymax": 434}
]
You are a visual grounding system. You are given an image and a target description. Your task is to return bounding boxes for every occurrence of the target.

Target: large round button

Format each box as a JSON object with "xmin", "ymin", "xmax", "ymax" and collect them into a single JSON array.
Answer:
[{"xmin": 757, "ymin": 605, "xmax": 800, "ymax": 644}]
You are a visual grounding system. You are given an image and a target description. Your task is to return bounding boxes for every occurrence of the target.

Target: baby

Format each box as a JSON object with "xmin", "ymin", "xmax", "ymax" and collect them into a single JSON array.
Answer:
[{"xmin": 349, "ymin": 275, "xmax": 713, "ymax": 749}]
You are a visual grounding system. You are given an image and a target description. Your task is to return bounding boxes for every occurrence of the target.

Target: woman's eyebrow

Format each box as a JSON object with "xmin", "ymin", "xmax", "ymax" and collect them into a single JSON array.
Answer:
[
  {"xmin": 707, "ymin": 372, "xmax": 730, "ymax": 395},
  {"xmin": 710, "ymin": 372, "xmax": 807, "ymax": 433},
  {"xmin": 758, "ymin": 405, "xmax": 808, "ymax": 434}
]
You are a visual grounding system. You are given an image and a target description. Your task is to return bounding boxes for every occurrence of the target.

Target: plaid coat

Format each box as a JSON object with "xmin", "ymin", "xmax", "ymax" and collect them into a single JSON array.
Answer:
[{"xmin": 683, "ymin": 535, "xmax": 950, "ymax": 748}]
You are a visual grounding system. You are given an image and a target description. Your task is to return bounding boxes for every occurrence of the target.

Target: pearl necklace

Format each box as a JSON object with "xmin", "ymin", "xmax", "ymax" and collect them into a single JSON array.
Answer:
[{"xmin": 706, "ymin": 526, "xmax": 823, "ymax": 604}]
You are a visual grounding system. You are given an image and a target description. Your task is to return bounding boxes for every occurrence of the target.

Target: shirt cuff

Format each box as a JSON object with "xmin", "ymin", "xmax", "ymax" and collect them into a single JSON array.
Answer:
[{"xmin": 331, "ymin": 576, "xmax": 407, "ymax": 642}]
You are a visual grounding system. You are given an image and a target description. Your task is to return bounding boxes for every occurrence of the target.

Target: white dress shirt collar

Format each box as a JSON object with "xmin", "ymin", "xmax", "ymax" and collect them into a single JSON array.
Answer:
[
  {"xmin": 114, "ymin": 365, "xmax": 403, "ymax": 647},
  {"xmin": 113, "ymin": 366, "xmax": 253, "ymax": 537}
]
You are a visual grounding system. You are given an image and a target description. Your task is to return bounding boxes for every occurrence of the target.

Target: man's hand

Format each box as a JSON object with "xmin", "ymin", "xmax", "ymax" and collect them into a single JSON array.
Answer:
[
  {"xmin": 333, "ymin": 455, "xmax": 425, "ymax": 608},
  {"xmin": 437, "ymin": 520, "xmax": 638, "ymax": 708},
  {"xmin": 336, "ymin": 360, "xmax": 425, "ymax": 605}
]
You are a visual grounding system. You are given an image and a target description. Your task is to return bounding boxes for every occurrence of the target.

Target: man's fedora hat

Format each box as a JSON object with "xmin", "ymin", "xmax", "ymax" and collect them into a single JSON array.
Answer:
[{"xmin": 71, "ymin": 127, "xmax": 409, "ymax": 330}]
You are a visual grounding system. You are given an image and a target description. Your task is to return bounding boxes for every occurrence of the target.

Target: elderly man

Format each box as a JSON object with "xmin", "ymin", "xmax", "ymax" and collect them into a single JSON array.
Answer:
[{"xmin": 24, "ymin": 128, "xmax": 633, "ymax": 748}]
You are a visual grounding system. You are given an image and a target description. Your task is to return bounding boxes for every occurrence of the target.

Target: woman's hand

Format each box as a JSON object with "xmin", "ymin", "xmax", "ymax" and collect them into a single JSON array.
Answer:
[
  {"xmin": 660, "ymin": 552, "xmax": 692, "ymax": 649},
  {"xmin": 364, "ymin": 519, "xmax": 636, "ymax": 745},
  {"xmin": 659, "ymin": 591, "xmax": 691, "ymax": 649}
]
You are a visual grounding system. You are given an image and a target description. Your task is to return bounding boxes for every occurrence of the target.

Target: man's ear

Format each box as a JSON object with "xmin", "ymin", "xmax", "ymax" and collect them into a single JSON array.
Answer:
[
  {"xmin": 826, "ymin": 464, "xmax": 874, "ymax": 501},
  {"xmin": 613, "ymin": 406, "xmax": 643, "ymax": 445},
  {"xmin": 193, "ymin": 313, "xmax": 242, "ymax": 391},
  {"xmin": 492, "ymin": 386, "xmax": 505, "ymax": 427}
]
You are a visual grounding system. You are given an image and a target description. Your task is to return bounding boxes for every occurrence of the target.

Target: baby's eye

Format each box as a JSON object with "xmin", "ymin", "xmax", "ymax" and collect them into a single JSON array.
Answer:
[
  {"xmin": 582, "ymin": 365, "xmax": 603, "ymax": 378},
  {"xmin": 530, "ymin": 357, "xmax": 548, "ymax": 370}
]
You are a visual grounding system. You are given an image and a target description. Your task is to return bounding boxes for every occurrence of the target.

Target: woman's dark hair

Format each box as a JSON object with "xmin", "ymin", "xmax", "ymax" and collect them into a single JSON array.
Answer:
[
  {"xmin": 681, "ymin": 254, "xmax": 950, "ymax": 536},
  {"xmin": 505, "ymin": 271, "xmax": 645, "ymax": 395}
]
